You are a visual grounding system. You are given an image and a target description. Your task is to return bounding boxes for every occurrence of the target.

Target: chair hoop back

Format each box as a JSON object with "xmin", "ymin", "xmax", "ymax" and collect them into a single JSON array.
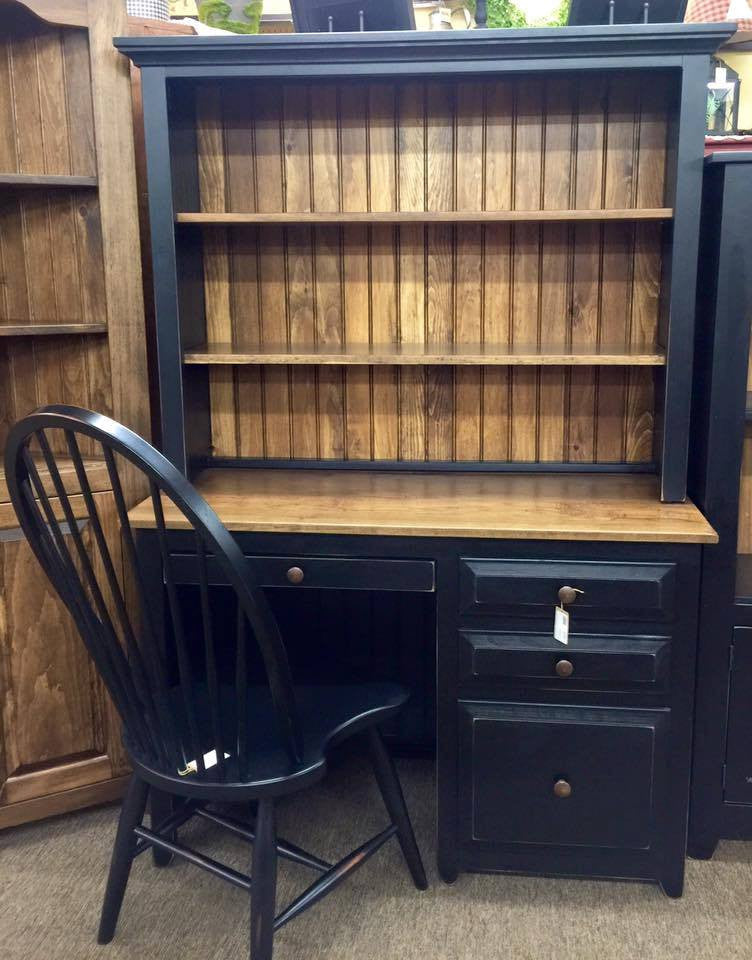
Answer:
[{"xmin": 4, "ymin": 405, "xmax": 303, "ymax": 784}]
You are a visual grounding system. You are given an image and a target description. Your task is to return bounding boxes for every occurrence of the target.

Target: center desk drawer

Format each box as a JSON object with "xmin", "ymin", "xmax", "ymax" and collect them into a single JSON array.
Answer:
[
  {"xmin": 170, "ymin": 554, "xmax": 435, "ymax": 593},
  {"xmin": 459, "ymin": 559, "xmax": 676, "ymax": 621},
  {"xmin": 459, "ymin": 631, "xmax": 671, "ymax": 686}
]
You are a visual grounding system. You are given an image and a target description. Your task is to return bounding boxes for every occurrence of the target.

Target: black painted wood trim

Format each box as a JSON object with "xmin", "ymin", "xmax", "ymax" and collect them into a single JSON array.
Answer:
[{"xmin": 114, "ymin": 24, "xmax": 735, "ymax": 69}]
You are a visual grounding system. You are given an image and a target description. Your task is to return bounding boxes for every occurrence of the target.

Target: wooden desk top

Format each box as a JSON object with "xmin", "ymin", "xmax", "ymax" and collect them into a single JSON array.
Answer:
[{"xmin": 128, "ymin": 469, "xmax": 717, "ymax": 544}]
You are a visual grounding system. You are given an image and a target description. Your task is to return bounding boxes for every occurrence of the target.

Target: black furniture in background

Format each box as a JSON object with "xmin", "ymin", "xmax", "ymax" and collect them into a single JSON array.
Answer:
[
  {"xmin": 688, "ymin": 151, "xmax": 752, "ymax": 859},
  {"xmin": 567, "ymin": 0, "xmax": 688, "ymax": 24},
  {"xmin": 289, "ymin": 0, "xmax": 415, "ymax": 32},
  {"xmin": 3, "ymin": 405, "xmax": 427, "ymax": 960}
]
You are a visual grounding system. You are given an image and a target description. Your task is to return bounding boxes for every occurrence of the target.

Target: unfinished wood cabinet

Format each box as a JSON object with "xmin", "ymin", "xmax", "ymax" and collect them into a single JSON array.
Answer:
[{"xmin": 0, "ymin": 0, "xmax": 148, "ymax": 829}]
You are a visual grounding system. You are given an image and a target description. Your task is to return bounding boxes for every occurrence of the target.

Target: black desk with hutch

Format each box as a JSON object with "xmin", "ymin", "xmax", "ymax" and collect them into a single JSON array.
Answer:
[{"xmin": 117, "ymin": 24, "xmax": 730, "ymax": 898}]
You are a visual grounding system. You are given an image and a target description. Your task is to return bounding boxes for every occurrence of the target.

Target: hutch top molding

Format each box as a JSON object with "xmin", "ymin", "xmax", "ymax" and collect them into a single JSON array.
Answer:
[
  {"xmin": 117, "ymin": 24, "xmax": 733, "ymax": 71},
  {"xmin": 116, "ymin": 25, "xmax": 734, "ymax": 503}
]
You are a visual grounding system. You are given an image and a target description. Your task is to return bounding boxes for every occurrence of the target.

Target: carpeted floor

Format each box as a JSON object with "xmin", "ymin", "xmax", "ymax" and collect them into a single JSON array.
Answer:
[{"xmin": 2, "ymin": 755, "xmax": 751, "ymax": 960}]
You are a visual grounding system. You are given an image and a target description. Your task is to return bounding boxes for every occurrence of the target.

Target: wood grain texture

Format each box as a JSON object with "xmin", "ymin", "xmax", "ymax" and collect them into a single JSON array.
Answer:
[
  {"xmin": 0, "ymin": 10, "xmax": 95, "ymax": 177},
  {"xmin": 128, "ymin": 469, "xmax": 717, "ymax": 544},
  {"xmin": 190, "ymin": 74, "xmax": 672, "ymax": 463},
  {"xmin": 0, "ymin": 499, "xmax": 108, "ymax": 798},
  {"xmin": 177, "ymin": 209, "xmax": 673, "ymax": 224},
  {"xmin": 183, "ymin": 342, "xmax": 666, "ymax": 366},
  {"xmin": 0, "ymin": 5, "xmax": 152, "ymax": 825}
]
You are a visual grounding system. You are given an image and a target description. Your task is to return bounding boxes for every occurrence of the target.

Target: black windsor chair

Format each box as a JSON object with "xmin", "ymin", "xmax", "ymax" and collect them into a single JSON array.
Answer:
[{"xmin": 4, "ymin": 405, "xmax": 427, "ymax": 960}]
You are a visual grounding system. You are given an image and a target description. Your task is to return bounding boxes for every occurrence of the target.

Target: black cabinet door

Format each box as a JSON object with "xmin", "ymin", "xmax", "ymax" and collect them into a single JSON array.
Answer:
[
  {"xmin": 459, "ymin": 701, "xmax": 668, "ymax": 850},
  {"xmin": 724, "ymin": 626, "xmax": 752, "ymax": 803}
]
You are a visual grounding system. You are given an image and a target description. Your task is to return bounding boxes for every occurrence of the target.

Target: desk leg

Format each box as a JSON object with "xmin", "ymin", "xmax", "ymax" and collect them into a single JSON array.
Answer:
[{"xmin": 435, "ymin": 550, "xmax": 460, "ymax": 885}]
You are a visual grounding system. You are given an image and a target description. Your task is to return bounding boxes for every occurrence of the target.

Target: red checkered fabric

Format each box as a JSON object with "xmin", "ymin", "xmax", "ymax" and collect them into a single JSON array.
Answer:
[{"xmin": 685, "ymin": 0, "xmax": 752, "ymax": 28}]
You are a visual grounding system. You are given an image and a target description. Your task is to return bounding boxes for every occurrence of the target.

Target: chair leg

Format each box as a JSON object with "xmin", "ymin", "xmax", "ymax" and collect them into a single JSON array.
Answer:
[
  {"xmin": 368, "ymin": 726, "xmax": 428, "ymax": 890},
  {"xmin": 250, "ymin": 797, "xmax": 277, "ymax": 960},
  {"xmin": 149, "ymin": 788, "xmax": 174, "ymax": 867},
  {"xmin": 98, "ymin": 774, "xmax": 150, "ymax": 944}
]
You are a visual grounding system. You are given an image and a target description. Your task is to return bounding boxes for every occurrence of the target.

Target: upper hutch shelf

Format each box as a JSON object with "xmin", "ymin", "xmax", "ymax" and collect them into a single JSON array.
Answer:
[
  {"xmin": 176, "ymin": 209, "xmax": 673, "ymax": 225},
  {"xmin": 116, "ymin": 24, "xmax": 735, "ymax": 501},
  {"xmin": 184, "ymin": 342, "xmax": 666, "ymax": 366},
  {"xmin": 0, "ymin": 323, "xmax": 107, "ymax": 337},
  {"xmin": 0, "ymin": 173, "xmax": 98, "ymax": 189}
]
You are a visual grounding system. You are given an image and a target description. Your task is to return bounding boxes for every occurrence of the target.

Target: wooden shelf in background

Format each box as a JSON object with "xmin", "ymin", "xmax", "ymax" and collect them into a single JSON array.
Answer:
[
  {"xmin": 176, "ymin": 208, "xmax": 674, "ymax": 226},
  {"xmin": 183, "ymin": 342, "xmax": 667, "ymax": 367},
  {"xmin": 0, "ymin": 454, "xmax": 110, "ymax": 530},
  {"xmin": 0, "ymin": 173, "xmax": 98, "ymax": 189},
  {"xmin": 0, "ymin": 323, "xmax": 108, "ymax": 337}
]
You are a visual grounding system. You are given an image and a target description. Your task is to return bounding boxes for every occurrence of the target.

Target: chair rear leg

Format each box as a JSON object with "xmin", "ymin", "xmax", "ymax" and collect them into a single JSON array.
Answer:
[
  {"xmin": 98, "ymin": 775, "xmax": 150, "ymax": 944},
  {"xmin": 149, "ymin": 789, "xmax": 175, "ymax": 867},
  {"xmin": 250, "ymin": 797, "xmax": 277, "ymax": 960},
  {"xmin": 368, "ymin": 727, "xmax": 428, "ymax": 890}
]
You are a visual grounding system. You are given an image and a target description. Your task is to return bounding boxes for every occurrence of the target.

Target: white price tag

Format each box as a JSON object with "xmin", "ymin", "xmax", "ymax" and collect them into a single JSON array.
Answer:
[{"xmin": 554, "ymin": 605, "xmax": 569, "ymax": 645}]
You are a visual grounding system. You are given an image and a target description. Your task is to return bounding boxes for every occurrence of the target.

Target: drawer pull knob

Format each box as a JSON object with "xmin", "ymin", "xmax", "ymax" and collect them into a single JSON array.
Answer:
[
  {"xmin": 553, "ymin": 779, "xmax": 572, "ymax": 799},
  {"xmin": 555, "ymin": 659, "xmax": 574, "ymax": 678},
  {"xmin": 286, "ymin": 566, "xmax": 304, "ymax": 585},
  {"xmin": 558, "ymin": 585, "xmax": 584, "ymax": 606}
]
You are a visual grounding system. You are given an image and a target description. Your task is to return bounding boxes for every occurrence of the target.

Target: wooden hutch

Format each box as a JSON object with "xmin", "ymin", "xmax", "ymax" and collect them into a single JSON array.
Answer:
[
  {"xmin": 0, "ymin": 0, "xmax": 149, "ymax": 828},
  {"xmin": 118, "ymin": 23, "xmax": 729, "ymax": 896}
]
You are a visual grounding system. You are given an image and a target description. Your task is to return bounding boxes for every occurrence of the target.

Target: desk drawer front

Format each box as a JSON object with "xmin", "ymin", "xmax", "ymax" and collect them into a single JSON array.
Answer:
[
  {"xmin": 459, "ymin": 701, "xmax": 667, "ymax": 850},
  {"xmin": 170, "ymin": 553, "xmax": 435, "ymax": 593},
  {"xmin": 459, "ymin": 631, "xmax": 671, "ymax": 686},
  {"xmin": 459, "ymin": 558, "xmax": 676, "ymax": 621}
]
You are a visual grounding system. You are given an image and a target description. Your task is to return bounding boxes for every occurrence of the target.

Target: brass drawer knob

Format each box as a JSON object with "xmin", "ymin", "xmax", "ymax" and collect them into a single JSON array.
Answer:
[
  {"xmin": 286, "ymin": 566, "xmax": 304, "ymax": 585},
  {"xmin": 555, "ymin": 659, "xmax": 574, "ymax": 678},
  {"xmin": 557, "ymin": 585, "xmax": 583, "ymax": 606},
  {"xmin": 553, "ymin": 779, "xmax": 572, "ymax": 799}
]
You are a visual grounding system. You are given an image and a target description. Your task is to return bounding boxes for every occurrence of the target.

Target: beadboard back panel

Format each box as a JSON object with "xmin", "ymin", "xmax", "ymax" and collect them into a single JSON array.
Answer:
[{"xmin": 184, "ymin": 73, "xmax": 672, "ymax": 464}]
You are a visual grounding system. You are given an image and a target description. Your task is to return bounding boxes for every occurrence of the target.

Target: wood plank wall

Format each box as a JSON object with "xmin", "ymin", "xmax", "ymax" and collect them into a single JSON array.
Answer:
[
  {"xmin": 192, "ymin": 73, "xmax": 672, "ymax": 463},
  {"xmin": 0, "ymin": 9, "xmax": 112, "ymax": 452},
  {"xmin": 0, "ymin": 9, "xmax": 107, "ymax": 331}
]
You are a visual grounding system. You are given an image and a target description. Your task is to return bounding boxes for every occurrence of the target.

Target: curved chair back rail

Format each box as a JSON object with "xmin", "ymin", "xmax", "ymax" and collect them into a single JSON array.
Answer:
[{"xmin": 4, "ymin": 404, "xmax": 303, "ymax": 785}]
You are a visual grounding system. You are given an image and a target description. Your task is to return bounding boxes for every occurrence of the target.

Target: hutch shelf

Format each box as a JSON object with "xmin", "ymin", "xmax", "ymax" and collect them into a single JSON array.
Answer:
[
  {"xmin": 117, "ymin": 24, "xmax": 734, "ymax": 502},
  {"xmin": 119, "ymin": 24, "xmax": 730, "ymax": 897}
]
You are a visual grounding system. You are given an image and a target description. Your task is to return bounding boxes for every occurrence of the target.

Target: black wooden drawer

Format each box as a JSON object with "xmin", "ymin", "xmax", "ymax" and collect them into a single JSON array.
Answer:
[
  {"xmin": 459, "ymin": 558, "xmax": 676, "ymax": 621},
  {"xmin": 169, "ymin": 553, "xmax": 435, "ymax": 593},
  {"xmin": 459, "ymin": 701, "xmax": 667, "ymax": 850},
  {"xmin": 458, "ymin": 630, "xmax": 671, "ymax": 686}
]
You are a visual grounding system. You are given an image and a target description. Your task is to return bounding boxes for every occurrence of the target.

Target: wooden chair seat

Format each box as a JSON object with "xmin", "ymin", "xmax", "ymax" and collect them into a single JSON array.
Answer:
[{"xmin": 131, "ymin": 682, "xmax": 409, "ymax": 799}]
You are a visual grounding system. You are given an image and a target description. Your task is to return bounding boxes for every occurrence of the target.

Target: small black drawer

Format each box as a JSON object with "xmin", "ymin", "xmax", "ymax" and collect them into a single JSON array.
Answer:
[
  {"xmin": 459, "ymin": 558, "xmax": 676, "ymax": 621},
  {"xmin": 459, "ymin": 701, "xmax": 667, "ymax": 850},
  {"xmin": 458, "ymin": 630, "xmax": 671, "ymax": 686},
  {"xmin": 169, "ymin": 553, "xmax": 435, "ymax": 593}
]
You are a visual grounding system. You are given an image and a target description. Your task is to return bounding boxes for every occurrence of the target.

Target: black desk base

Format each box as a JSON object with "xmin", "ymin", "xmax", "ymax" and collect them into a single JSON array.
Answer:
[{"xmin": 138, "ymin": 529, "xmax": 701, "ymax": 898}]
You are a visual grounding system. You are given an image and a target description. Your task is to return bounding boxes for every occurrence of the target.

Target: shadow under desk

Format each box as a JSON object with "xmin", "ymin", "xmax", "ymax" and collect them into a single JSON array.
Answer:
[{"xmin": 129, "ymin": 469, "xmax": 716, "ymax": 898}]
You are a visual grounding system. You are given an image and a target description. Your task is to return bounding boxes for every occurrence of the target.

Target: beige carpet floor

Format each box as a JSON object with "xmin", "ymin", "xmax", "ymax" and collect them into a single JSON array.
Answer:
[{"xmin": 2, "ymin": 755, "xmax": 752, "ymax": 960}]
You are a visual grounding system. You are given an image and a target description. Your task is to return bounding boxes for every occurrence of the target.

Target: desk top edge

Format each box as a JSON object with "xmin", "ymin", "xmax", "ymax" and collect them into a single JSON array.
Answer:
[{"xmin": 128, "ymin": 469, "xmax": 717, "ymax": 544}]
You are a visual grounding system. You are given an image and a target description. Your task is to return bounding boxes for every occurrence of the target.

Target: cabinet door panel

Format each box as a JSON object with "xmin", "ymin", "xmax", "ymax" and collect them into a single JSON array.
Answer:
[
  {"xmin": 724, "ymin": 626, "xmax": 752, "ymax": 803},
  {"xmin": 459, "ymin": 701, "xmax": 668, "ymax": 850},
  {"xmin": 0, "ymin": 493, "xmax": 126, "ymax": 812}
]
